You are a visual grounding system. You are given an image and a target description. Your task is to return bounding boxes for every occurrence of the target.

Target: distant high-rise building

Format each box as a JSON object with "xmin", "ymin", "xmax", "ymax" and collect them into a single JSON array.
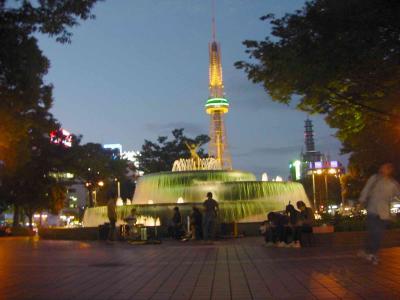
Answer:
[
  {"xmin": 304, "ymin": 118, "xmax": 315, "ymax": 152},
  {"xmin": 302, "ymin": 118, "xmax": 324, "ymax": 165},
  {"xmin": 205, "ymin": 3, "xmax": 232, "ymax": 170}
]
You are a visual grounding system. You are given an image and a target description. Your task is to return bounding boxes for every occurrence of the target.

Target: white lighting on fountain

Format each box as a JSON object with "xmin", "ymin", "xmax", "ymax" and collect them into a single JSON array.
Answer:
[
  {"xmin": 261, "ymin": 172, "xmax": 268, "ymax": 182},
  {"xmin": 136, "ymin": 216, "xmax": 160, "ymax": 227},
  {"xmin": 116, "ymin": 198, "xmax": 124, "ymax": 206},
  {"xmin": 172, "ymin": 158, "xmax": 221, "ymax": 172},
  {"xmin": 275, "ymin": 176, "xmax": 283, "ymax": 182},
  {"xmin": 126, "ymin": 199, "xmax": 132, "ymax": 205},
  {"xmin": 177, "ymin": 197, "xmax": 184, "ymax": 204},
  {"xmin": 148, "ymin": 200, "xmax": 154, "ymax": 205}
]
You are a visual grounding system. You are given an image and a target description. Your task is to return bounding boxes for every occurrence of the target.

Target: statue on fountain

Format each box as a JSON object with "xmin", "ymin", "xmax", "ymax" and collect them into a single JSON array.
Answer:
[{"xmin": 171, "ymin": 141, "xmax": 221, "ymax": 172}]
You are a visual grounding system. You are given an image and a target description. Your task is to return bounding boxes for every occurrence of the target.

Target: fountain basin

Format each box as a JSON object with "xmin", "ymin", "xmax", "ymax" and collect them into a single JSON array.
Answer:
[{"xmin": 83, "ymin": 170, "xmax": 310, "ymax": 227}]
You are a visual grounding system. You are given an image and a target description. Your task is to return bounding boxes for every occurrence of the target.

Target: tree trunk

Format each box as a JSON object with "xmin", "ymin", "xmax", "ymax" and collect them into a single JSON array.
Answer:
[{"xmin": 13, "ymin": 204, "xmax": 20, "ymax": 227}]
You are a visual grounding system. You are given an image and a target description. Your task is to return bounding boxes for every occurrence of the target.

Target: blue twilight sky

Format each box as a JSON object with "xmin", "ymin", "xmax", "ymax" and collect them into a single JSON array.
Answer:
[{"xmin": 38, "ymin": 0, "xmax": 347, "ymax": 178}]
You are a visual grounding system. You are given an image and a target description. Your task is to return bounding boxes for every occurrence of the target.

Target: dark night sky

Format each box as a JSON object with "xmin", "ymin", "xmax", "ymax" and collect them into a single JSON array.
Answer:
[{"xmin": 38, "ymin": 0, "xmax": 347, "ymax": 178}]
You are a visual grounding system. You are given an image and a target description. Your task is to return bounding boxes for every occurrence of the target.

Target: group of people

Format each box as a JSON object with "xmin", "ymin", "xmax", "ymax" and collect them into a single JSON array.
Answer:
[
  {"xmin": 261, "ymin": 200, "xmax": 315, "ymax": 248},
  {"xmin": 105, "ymin": 162, "xmax": 399, "ymax": 266},
  {"xmin": 169, "ymin": 192, "xmax": 219, "ymax": 241}
]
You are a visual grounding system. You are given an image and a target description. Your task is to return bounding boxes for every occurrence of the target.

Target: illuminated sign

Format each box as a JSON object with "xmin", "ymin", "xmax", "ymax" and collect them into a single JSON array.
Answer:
[
  {"xmin": 103, "ymin": 144, "xmax": 122, "ymax": 155},
  {"xmin": 293, "ymin": 160, "xmax": 301, "ymax": 180},
  {"xmin": 314, "ymin": 161, "xmax": 323, "ymax": 169},
  {"xmin": 50, "ymin": 128, "xmax": 72, "ymax": 148},
  {"xmin": 330, "ymin": 161, "xmax": 338, "ymax": 168}
]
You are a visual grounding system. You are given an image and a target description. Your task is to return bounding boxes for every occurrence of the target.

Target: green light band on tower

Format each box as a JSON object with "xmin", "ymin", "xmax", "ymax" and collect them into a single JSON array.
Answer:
[{"xmin": 205, "ymin": 97, "xmax": 229, "ymax": 107}]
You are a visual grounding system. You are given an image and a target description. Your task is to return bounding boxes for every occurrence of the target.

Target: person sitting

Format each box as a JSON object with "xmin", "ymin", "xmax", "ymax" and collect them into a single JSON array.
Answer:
[
  {"xmin": 296, "ymin": 200, "xmax": 315, "ymax": 246},
  {"xmin": 285, "ymin": 204, "xmax": 301, "ymax": 248},
  {"xmin": 264, "ymin": 212, "xmax": 289, "ymax": 247},
  {"xmin": 171, "ymin": 206, "xmax": 184, "ymax": 240},
  {"xmin": 190, "ymin": 206, "xmax": 203, "ymax": 240},
  {"xmin": 123, "ymin": 208, "xmax": 138, "ymax": 240}
]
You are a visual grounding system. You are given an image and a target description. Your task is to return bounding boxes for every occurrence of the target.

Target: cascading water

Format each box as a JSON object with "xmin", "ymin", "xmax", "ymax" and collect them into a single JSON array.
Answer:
[{"xmin": 83, "ymin": 170, "xmax": 310, "ymax": 226}]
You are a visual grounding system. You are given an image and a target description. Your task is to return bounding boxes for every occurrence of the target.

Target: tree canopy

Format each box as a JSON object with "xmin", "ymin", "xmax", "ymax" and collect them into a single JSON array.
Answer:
[
  {"xmin": 72, "ymin": 143, "xmax": 128, "ymax": 207},
  {"xmin": 0, "ymin": 0, "xmax": 102, "ymax": 222},
  {"xmin": 236, "ymin": 0, "xmax": 400, "ymax": 178},
  {"xmin": 137, "ymin": 128, "xmax": 210, "ymax": 174}
]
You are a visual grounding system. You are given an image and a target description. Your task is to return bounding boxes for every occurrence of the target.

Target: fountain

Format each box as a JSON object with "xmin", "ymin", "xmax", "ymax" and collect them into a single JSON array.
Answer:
[
  {"xmin": 82, "ymin": 159, "xmax": 310, "ymax": 227},
  {"xmin": 82, "ymin": 14, "xmax": 310, "ymax": 228}
]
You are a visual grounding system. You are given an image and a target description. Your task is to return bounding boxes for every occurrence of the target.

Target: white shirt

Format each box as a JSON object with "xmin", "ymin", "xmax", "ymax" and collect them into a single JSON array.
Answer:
[{"xmin": 359, "ymin": 174, "xmax": 400, "ymax": 220}]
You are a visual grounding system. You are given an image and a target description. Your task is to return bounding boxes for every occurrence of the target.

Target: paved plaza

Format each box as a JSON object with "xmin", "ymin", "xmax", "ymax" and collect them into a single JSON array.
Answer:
[{"xmin": 1, "ymin": 237, "xmax": 400, "ymax": 300}]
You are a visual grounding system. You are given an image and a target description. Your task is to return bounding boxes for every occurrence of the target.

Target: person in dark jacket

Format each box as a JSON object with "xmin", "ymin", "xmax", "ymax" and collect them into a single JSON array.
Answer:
[
  {"xmin": 296, "ymin": 201, "xmax": 315, "ymax": 228},
  {"xmin": 285, "ymin": 204, "xmax": 301, "ymax": 247},
  {"xmin": 203, "ymin": 192, "xmax": 219, "ymax": 240},
  {"xmin": 264, "ymin": 212, "xmax": 289, "ymax": 247},
  {"xmin": 296, "ymin": 201, "xmax": 315, "ymax": 246},
  {"xmin": 171, "ymin": 206, "xmax": 184, "ymax": 239},
  {"xmin": 190, "ymin": 206, "xmax": 203, "ymax": 240}
]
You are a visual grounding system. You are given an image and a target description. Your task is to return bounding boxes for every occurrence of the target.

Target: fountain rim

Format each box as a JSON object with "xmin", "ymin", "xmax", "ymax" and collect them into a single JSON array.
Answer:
[{"xmin": 138, "ymin": 169, "xmax": 256, "ymax": 176}]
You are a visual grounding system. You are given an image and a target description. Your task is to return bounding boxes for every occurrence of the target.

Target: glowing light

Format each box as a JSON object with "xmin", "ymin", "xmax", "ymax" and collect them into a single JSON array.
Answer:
[
  {"xmin": 177, "ymin": 197, "xmax": 184, "ymax": 204},
  {"xmin": 293, "ymin": 160, "xmax": 301, "ymax": 180},
  {"xmin": 275, "ymin": 176, "xmax": 283, "ymax": 182},
  {"xmin": 316, "ymin": 169, "xmax": 323, "ymax": 175},
  {"xmin": 330, "ymin": 161, "xmax": 338, "ymax": 168},
  {"xmin": 148, "ymin": 200, "xmax": 154, "ymax": 205},
  {"xmin": 136, "ymin": 216, "xmax": 160, "ymax": 227},
  {"xmin": 50, "ymin": 128, "xmax": 72, "ymax": 147},
  {"xmin": 98, "ymin": 181, "xmax": 104, "ymax": 187},
  {"xmin": 126, "ymin": 199, "xmax": 132, "ymax": 205},
  {"xmin": 328, "ymin": 168, "xmax": 337, "ymax": 174},
  {"xmin": 315, "ymin": 161, "xmax": 323, "ymax": 169},
  {"xmin": 261, "ymin": 172, "xmax": 268, "ymax": 182},
  {"xmin": 116, "ymin": 198, "xmax": 124, "ymax": 206},
  {"xmin": 172, "ymin": 157, "xmax": 221, "ymax": 171}
]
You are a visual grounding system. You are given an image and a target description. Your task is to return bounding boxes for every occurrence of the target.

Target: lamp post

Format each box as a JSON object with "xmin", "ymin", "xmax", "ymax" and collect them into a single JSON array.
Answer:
[
  {"xmin": 324, "ymin": 174, "xmax": 328, "ymax": 204},
  {"xmin": 312, "ymin": 172, "xmax": 317, "ymax": 209}
]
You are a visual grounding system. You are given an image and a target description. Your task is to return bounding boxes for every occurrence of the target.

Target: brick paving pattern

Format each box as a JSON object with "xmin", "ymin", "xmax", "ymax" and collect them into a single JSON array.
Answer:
[{"xmin": 1, "ymin": 237, "xmax": 400, "ymax": 299}]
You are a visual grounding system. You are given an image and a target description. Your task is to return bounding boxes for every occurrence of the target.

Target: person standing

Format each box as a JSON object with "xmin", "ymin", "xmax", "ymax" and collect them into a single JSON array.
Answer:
[
  {"xmin": 171, "ymin": 207, "xmax": 184, "ymax": 239},
  {"xmin": 358, "ymin": 163, "xmax": 400, "ymax": 264},
  {"xmin": 107, "ymin": 191, "xmax": 118, "ymax": 242},
  {"xmin": 190, "ymin": 206, "xmax": 203, "ymax": 240},
  {"xmin": 203, "ymin": 192, "xmax": 219, "ymax": 241}
]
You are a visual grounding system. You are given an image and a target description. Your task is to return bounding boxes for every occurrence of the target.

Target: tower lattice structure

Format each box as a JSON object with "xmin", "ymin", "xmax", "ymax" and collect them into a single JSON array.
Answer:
[{"xmin": 205, "ymin": 7, "xmax": 232, "ymax": 170}]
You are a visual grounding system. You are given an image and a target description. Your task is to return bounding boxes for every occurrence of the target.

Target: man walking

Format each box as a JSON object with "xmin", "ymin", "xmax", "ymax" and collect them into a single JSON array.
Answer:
[
  {"xmin": 203, "ymin": 192, "xmax": 219, "ymax": 241},
  {"xmin": 107, "ymin": 191, "xmax": 118, "ymax": 242},
  {"xmin": 358, "ymin": 163, "xmax": 400, "ymax": 264}
]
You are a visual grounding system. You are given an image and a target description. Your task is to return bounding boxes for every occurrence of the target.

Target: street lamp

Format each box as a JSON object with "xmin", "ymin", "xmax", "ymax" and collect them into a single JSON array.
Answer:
[{"xmin": 310, "ymin": 163, "xmax": 342, "ymax": 211}]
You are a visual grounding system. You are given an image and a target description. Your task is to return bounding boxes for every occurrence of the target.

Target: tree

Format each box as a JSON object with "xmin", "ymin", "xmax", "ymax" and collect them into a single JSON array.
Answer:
[
  {"xmin": 73, "ymin": 143, "xmax": 128, "ymax": 207},
  {"xmin": 0, "ymin": 0, "xmax": 101, "ymax": 169},
  {"xmin": 235, "ymin": 0, "xmax": 400, "ymax": 180},
  {"xmin": 0, "ymin": 0, "xmax": 101, "ymax": 222},
  {"xmin": 0, "ymin": 114, "xmax": 73, "ymax": 226},
  {"xmin": 137, "ymin": 128, "xmax": 210, "ymax": 174}
]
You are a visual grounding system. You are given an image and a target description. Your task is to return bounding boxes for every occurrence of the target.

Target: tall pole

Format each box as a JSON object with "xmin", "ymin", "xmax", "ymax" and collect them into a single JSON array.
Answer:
[
  {"xmin": 312, "ymin": 172, "xmax": 316, "ymax": 209},
  {"xmin": 324, "ymin": 174, "xmax": 328, "ymax": 206},
  {"xmin": 117, "ymin": 181, "xmax": 121, "ymax": 198}
]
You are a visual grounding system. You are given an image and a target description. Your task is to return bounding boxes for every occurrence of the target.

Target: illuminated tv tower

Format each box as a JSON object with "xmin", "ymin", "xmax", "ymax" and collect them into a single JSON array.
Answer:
[{"xmin": 205, "ymin": 1, "xmax": 232, "ymax": 170}]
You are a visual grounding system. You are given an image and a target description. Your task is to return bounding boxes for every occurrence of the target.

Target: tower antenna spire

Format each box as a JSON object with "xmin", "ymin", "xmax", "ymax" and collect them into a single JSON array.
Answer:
[
  {"xmin": 212, "ymin": 0, "xmax": 216, "ymax": 40},
  {"xmin": 205, "ymin": 0, "xmax": 232, "ymax": 170}
]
